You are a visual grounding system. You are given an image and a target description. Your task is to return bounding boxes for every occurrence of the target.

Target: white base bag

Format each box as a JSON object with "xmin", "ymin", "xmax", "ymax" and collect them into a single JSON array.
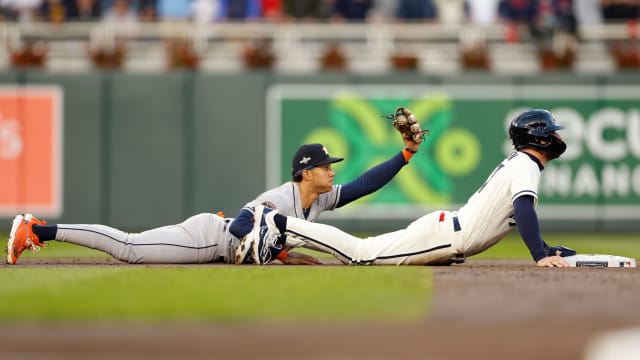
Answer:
[{"xmin": 563, "ymin": 254, "xmax": 636, "ymax": 268}]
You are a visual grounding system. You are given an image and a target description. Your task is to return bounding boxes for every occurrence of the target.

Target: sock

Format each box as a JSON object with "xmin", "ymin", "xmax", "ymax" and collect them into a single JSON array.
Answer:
[
  {"xmin": 273, "ymin": 213, "xmax": 287, "ymax": 234},
  {"xmin": 31, "ymin": 225, "xmax": 58, "ymax": 241}
]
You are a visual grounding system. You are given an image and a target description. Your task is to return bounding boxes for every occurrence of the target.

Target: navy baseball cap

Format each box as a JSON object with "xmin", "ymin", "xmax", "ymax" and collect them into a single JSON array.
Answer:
[{"xmin": 291, "ymin": 143, "xmax": 344, "ymax": 177}]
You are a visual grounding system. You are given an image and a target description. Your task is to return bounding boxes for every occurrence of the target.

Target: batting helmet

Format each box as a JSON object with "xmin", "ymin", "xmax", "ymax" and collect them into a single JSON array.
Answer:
[{"xmin": 509, "ymin": 109, "xmax": 566, "ymax": 159}]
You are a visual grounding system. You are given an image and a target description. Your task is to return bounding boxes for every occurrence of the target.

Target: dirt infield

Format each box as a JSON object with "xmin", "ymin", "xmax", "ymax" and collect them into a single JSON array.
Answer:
[{"xmin": 1, "ymin": 259, "xmax": 639, "ymax": 360}]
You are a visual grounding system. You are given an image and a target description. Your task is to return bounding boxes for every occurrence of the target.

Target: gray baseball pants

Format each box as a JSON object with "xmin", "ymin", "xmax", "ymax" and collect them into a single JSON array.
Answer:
[{"xmin": 54, "ymin": 213, "xmax": 237, "ymax": 264}]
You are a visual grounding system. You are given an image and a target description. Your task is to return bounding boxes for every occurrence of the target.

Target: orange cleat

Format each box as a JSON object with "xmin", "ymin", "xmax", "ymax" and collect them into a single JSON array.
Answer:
[{"xmin": 6, "ymin": 214, "xmax": 47, "ymax": 264}]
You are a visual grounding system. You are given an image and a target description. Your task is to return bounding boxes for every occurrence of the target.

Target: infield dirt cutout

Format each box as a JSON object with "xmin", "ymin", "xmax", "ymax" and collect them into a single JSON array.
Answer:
[{"xmin": 0, "ymin": 259, "xmax": 638, "ymax": 360}]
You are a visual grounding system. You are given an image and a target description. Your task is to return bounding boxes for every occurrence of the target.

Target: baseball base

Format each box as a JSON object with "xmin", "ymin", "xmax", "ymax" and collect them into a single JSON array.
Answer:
[{"xmin": 563, "ymin": 254, "xmax": 636, "ymax": 268}]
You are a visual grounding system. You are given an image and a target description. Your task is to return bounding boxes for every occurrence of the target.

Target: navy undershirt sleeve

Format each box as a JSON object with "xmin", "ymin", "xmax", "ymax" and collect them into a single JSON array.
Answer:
[
  {"xmin": 336, "ymin": 151, "xmax": 408, "ymax": 208},
  {"xmin": 513, "ymin": 195, "xmax": 548, "ymax": 262},
  {"xmin": 229, "ymin": 208, "xmax": 254, "ymax": 239}
]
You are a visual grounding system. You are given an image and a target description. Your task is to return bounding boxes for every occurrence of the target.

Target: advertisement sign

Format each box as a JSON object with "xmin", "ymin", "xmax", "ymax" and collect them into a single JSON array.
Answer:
[
  {"xmin": 0, "ymin": 86, "xmax": 63, "ymax": 217},
  {"xmin": 266, "ymin": 84, "xmax": 640, "ymax": 221}
]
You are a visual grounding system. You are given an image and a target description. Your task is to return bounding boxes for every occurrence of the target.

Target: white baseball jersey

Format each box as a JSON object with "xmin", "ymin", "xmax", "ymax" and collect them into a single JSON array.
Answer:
[
  {"xmin": 281, "ymin": 151, "xmax": 542, "ymax": 265},
  {"xmin": 245, "ymin": 182, "xmax": 342, "ymax": 221},
  {"xmin": 457, "ymin": 151, "xmax": 540, "ymax": 256}
]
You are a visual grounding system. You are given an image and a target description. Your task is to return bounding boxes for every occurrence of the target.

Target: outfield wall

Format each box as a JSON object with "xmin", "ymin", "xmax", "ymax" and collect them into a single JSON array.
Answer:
[{"xmin": 1, "ymin": 71, "xmax": 639, "ymax": 233}]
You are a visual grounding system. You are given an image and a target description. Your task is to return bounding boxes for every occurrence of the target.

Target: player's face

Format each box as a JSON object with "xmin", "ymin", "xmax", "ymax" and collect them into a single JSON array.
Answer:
[
  {"xmin": 307, "ymin": 164, "xmax": 335, "ymax": 193},
  {"xmin": 537, "ymin": 131, "xmax": 566, "ymax": 161}
]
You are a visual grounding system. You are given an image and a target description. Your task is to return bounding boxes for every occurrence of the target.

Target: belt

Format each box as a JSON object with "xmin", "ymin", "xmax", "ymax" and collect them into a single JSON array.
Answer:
[{"xmin": 453, "ymin": 215, "xmax": 461, "ymax": 232}]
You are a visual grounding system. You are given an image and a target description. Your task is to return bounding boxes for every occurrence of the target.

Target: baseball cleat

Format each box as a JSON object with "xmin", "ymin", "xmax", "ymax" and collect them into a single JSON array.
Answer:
[
  {"xmin": 249, "ymin": 205, "xmax": 280, "ymax": 265},
  {"xmin": 6, "ymin": 214, "xmax": 47, "ymax": 265},
  {"xmin": 234, "ymin": 237, "xmax": 251, "ymax": 264}
]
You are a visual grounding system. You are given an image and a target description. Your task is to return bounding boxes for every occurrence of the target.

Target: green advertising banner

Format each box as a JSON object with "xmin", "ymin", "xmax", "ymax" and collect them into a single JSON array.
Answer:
[{"xmin": 266, "ymin": 84, "xmax": 640, "ymax": 222}]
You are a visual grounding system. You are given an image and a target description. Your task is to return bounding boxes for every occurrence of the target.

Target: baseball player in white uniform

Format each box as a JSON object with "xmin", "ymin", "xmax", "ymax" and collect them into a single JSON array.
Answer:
[
  {"xmin": 6, "ymin": 123, "xmax": 425, "ymax": 265},
  {"xmin": 241, "ymin": 109, "xmax": 576, "ymax": 267}
]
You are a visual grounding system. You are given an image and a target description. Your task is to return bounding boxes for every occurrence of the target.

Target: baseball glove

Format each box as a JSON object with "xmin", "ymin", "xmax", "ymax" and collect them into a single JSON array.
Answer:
[{"xmin": 387, "ymin": 107, "xmax": 430, "ymax": 144}]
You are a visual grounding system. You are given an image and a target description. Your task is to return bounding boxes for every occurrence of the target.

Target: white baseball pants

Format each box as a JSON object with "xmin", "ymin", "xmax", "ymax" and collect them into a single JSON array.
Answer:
[{"xmin": 283, "ymin": 211, "xmax": 465, "ymax": 265}]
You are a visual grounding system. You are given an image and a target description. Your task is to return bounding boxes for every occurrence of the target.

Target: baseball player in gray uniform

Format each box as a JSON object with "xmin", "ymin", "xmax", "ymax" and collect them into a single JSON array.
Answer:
[
  {"xmin": 241, "ymin": 109, "xmax": 577, "ymax": 267},
  {"xmin": 6, "ymin": 127, "xmax": 425, "ymax": 265}
]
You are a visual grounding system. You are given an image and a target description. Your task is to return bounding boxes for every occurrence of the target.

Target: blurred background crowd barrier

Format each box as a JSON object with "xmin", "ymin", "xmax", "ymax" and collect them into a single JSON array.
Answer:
[
  {"xmin": 1, "ymin": 0, "xmax": 639, "ymax": 234},
  {"xmin": 0, "ymin": 0, "xmax": 639, "ymax": 74}
]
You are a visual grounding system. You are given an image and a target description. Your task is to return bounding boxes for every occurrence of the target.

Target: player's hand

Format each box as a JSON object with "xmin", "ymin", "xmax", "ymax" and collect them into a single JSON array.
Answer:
[
  {"xmin": 403, "ymin": 136, "xmax": 421, "ymax": 153},
  {"xmin": 280, "ymin": 251, "xmax": 322, "ymax": 265},
  {"xmin": 536, "ymin": 256, "xmax": 569, "ymax": 268},
  {"xmin": 388, "ymin": 107, "xmax": 429, "ymax": 152}
]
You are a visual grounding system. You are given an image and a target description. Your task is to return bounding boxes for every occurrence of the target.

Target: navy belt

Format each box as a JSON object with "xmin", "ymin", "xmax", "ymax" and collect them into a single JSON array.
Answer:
[{"xmin": 453, "ymin": 215, "xmax": 461, "ymax": 232}]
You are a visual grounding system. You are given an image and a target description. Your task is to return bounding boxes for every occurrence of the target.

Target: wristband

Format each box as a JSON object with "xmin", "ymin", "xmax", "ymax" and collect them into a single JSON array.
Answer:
[
  {"xmin": 402, "ymin": 148, "xmax": 416, "ymax": 162},
  {"xmin": 276, "ymin": 249, "xmax": 289, "ymax": 262}
]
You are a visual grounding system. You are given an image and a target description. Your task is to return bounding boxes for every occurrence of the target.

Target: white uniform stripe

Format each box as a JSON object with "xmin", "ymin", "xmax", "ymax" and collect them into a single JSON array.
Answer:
[
  {"xmin": 374, "ymin": 244, "xmax": 453, "ymax": 261},
  {"xmin": 512, "ymin": 190, "xmax": 537, "ymax": 201},
  {"xmin": 287, "ymin": 230, "xmax": 352, "ymax": 263}
]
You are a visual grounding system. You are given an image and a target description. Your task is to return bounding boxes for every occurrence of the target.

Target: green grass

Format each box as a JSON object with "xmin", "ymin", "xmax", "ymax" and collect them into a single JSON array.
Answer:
[
  {"xmin": 0, "ymin": 232, "xmax": 637, "ymax": 323},
  {"xmin": 0, "ymin": 266, "xmax": 432, "ymax": 323}
]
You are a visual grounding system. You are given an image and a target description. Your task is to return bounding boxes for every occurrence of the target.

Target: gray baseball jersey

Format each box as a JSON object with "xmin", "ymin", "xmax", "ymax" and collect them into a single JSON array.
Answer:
[
  {"xmin": 245, "ymin": 182, "xmax": 341, "ymax": 222},
  {"xmin": 281, "ymin": 151, "xmax": 541, "ymax": 265}
]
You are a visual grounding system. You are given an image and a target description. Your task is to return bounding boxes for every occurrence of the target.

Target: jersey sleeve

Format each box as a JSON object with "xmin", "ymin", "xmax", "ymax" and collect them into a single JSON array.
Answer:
[
  {"xmin": 513, "ymin": 195, "xmax": 548, "ymax": 262},
  {"xmin": 510, "ymin": 157, "xmax": 540, "ymax": 205}
]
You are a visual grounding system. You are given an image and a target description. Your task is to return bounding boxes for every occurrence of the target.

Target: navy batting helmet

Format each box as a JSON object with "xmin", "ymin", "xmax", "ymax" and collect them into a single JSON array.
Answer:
[{"xmin": 509, "ymin": 109, "xmax": 566, "ymax": 159}]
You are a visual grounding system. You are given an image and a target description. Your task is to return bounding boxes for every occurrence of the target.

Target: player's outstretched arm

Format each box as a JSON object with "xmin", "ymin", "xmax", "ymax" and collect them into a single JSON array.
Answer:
[{"xmin": 336, "ymin": 152, "xmax": 408, "ymax": 207}]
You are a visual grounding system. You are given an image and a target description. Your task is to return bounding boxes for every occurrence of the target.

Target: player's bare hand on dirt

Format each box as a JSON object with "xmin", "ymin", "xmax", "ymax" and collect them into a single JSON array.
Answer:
[
  {"xmin": 536, "ymin": 256, "xmax": 569, "ymax": 268},
  {"xmin": 281, "ymin": 251, "xmax": 322, "ymax": 265}
]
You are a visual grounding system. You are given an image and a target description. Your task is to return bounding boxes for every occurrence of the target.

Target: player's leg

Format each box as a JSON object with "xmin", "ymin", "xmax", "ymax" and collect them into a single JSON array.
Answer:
[
  {"xmin": 359, "ymin": 212, "xmax": 460, "ymax": 265},
  {"xmin": 277, "ymin": 211, "xmax": 458, "ymax": 265},
  {"xmin": 280, "ymin": 215, "xmax": 363, "ymax": 264},
  {"xmin": 31, "ymin": 213, "xmax": 228, "ymax": 264}
]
